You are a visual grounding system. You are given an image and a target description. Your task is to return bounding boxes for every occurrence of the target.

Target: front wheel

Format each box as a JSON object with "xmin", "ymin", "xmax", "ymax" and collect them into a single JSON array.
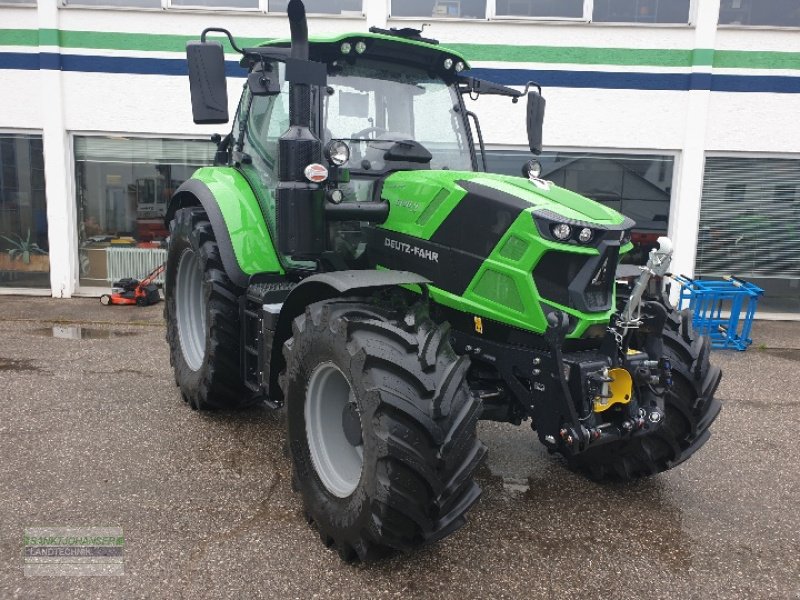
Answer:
[
  {"xmin": 281, "ymin": 298, "xmax": 486, "ymax": 561},
  {"xmin": 567, "ymin": 319, "xmax": 722, "ymax": 480}
]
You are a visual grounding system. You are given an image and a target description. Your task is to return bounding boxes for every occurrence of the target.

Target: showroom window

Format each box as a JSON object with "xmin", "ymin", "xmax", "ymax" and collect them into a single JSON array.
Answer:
[
  {"xmin": 486, "ymin": 149, "xmax": 674, "ymax": 264},
  {"xmin": 592, "ymin": 0, "xmax": 691, "ymax": 23},
  {"xmin": 0, "ymin": 134, "xmax": 48, "ymax": 289},
  {"xmin": 391, "ymin": 0, "xmax": 487, "ymax": 19},
  {"xmin": 62, "ymin": 0, "xmax": 161, "ymax": 7},
  {"xmin": 696, "ymin": 156, "xmax": 800, "ymax": 314},
  {"xmin": 496, "ymin": 0, "xmax": 584, "ymax": 19},
  {"xmin": 74, "ymin": 137, "xmax": 213, "ymax": 287},
  {"xmin": 267, "ymin": 0, "xmax": 362, "ymax": 14},
  {"xmin": 171, "ymin": 0, "xmax": 258, "ymax": 8},
  {"xmin": 719, "ymin": 0, "xmax": 800, "ymax": 27}
]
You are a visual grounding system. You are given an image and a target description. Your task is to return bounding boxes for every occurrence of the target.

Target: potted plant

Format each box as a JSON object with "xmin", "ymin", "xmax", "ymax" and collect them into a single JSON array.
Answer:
[{"xmin": 0, "ymin": 229, "xmax": 49, "ymax": 272}]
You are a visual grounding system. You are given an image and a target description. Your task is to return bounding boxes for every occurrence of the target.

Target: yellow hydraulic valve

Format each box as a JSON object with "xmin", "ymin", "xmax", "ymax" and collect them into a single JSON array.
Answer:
[{"xmin": 593, "ymin": 367, "xmax": 633, "ymax": 412}]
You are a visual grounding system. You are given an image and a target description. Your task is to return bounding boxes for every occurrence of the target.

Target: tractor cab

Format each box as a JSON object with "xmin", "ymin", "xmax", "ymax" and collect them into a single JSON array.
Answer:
[{"xmin": 185, "ymin": 21, "xmax": 543, "ymax": 268}]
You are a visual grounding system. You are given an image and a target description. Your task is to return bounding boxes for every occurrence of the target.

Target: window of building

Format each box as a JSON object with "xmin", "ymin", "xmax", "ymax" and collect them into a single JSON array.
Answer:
[
  {"xmin": 719, "ymin": 0, "xmax": 800, "ymax": 27},
  {"xmin": 486, "ymin": 149, "xmax": 674, "ymax": 264},
  {"xmin": 495, "ymin": 0, "xmax": 583, "ymax": 19},
  {"xmin": 592, "ymin": 0, "xmax": 691, "ymax": 23},
  {"xmin": 74, "ymin": 137, "xmax": 214, "ymax": 287},
  {"xmin": 0, "ymin": 133, "xmax": 48, "ymax": 289},
  {"xmin": 696, "ymin": 156, "xmax": 800, "ymax": 314},
  {"xmin": 391, "ymin": 0, "xmax": 487, "ymax": 19},
  {"xmin": 267, "ymin": 0, "xmax": 362, "ymax": 14},
  {"xmin": 1, "ymin": 0, "xmax": 37, "ymax": 5},
  {"xmin": 171, "ymin": 0, "xmax": 258, "ymax": 8},
  {"xmin": 62, "ymin": 0, "xmax": 161, "ymax": 8}
]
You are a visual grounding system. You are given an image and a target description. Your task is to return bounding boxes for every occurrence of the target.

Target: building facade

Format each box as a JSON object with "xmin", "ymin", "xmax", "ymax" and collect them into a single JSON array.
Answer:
[{"xmin": 1, "ymin": 0, "xmax": 798, "ymax": 315}]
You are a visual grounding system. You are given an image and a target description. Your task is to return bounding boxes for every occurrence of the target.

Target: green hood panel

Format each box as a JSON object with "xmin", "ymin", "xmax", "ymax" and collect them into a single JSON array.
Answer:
[
  {"xmin": 374, "ymin": 169, "xmax": 631, "ymax": 338},
  {"xmin": 380, "ymin": 170, "xmax": 627, "ymax": 240},
  {"xmin": 191, "ymin": 167, "xmax": 283, "ymax": 276}
]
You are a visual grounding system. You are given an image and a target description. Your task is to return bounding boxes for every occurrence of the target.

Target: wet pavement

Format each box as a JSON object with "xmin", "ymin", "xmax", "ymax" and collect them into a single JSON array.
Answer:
[{"xmin": 0, "ymin": 297, "xmax": 798, "ymax": 599}]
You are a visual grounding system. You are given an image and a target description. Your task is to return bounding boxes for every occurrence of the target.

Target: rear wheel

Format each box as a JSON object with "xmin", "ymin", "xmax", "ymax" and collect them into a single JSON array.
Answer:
[
  {"xmin": 567, "ymin": 315, "xmax": 722, "ymax": 481},
  {"xmin": 164, "ymin": 207, "xmax": 250, "ymax": 410},
  {"xmin": 281, "ymin": 297, "xmax": 486, "ymax": 561}
]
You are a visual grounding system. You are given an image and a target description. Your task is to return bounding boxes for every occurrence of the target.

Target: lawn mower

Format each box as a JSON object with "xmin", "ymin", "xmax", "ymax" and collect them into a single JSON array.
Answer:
[{"xmin": 100, "ymin": 264, "xmax": 164, "ymax": 307}]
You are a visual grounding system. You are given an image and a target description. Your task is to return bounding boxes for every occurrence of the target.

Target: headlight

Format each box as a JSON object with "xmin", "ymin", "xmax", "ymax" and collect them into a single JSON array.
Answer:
[
  {"xmin": 325, "ymin": 140, "xmax": 351, "ymax": 166},
  {"xmin": 578, "ymin": 227, "xmax": 593, "ymax": 243},
  {"xmin": 551, "ymin": 223, "xmax": 572, "ymax": 241},
  {"xmin": 443, "ymin": 58, "xmax": 454, "ymax": 70},
  {"xmin": 525, "ymin": 159, "xmax": 542, "ymax": 179}
]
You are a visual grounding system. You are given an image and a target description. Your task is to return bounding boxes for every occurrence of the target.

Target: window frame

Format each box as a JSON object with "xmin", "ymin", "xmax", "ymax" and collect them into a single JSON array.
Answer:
[
  {"xmin": 388, "ymin": 0, "xmax": 696, "ymax": 25},
  {"xmin": 59, "ymin": 0, "xmax": 365, "ymax": 14},
  {"xmin": 717, "ymin": 0, "xmax": 800, "ymax": 29}
]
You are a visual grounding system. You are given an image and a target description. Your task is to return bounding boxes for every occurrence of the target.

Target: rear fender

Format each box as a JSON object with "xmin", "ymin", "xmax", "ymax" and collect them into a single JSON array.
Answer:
[{"xmin": 165, "ymin": 167, "xmax": 283, "ymax": 288}]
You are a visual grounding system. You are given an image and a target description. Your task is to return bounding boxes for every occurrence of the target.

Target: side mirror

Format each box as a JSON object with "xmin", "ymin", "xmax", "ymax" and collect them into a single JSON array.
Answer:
[
  {"xmin": 526, "ymin": 90, "xmax": 546, "ymax": 155},
  {"xmin": 186, "ymin": 41, "xmax": 229, "ymax": 124}
]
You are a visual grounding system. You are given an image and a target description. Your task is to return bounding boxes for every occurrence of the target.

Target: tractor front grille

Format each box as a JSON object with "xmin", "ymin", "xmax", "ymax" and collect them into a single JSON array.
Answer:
[
  {"xmin": 532, "ymin": 243, "xmax": 619, "ymax": 313},
  {"xmin": 532, "ymin": 252, "xmax": 589, "ymax": 308}
]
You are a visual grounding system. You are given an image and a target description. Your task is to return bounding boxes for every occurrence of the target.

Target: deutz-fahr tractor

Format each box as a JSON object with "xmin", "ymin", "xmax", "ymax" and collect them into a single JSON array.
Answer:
[{"xmin": 164, "ymin": 0, "xmax": 722, "ymax": 562}]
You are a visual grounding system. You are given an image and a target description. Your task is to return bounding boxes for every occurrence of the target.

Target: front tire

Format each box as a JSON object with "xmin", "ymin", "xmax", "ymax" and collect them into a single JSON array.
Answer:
[
  {"xmin": 281, "ymin": 298, "xmax": 486, "ymax": 561},
  {"xmin": 568, "ymin": 318, "xmax": 722, "ymax": 481},
  {"xmin": 164, "ymin": 207, "xmax": 250, "ymax": 410}
]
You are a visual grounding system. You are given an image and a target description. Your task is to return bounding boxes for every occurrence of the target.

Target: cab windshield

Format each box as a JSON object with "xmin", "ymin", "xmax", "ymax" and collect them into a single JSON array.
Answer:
[{"xmin": 323, "ymin": 60, "xmax": 473, "ymax": 173}]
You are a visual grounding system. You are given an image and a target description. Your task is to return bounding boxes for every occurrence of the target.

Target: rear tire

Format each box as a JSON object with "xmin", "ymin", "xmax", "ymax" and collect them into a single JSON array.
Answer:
[
  {"xmin": 567, "ymin": 315, "xmax": 722, "ymax": 481},
  {"xmin": 164, "ymin": 207, "xmax": 250, "ymax": 410},
  {"xmin": 281, "ymin": 298, "xmax": 486, "ymax": 562}
]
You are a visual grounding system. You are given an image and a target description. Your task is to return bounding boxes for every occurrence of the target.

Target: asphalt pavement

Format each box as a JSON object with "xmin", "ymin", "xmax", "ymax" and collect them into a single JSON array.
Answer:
[{"xmin": 0, "ymin": 296, "xmax": 798, "ymax": 599}]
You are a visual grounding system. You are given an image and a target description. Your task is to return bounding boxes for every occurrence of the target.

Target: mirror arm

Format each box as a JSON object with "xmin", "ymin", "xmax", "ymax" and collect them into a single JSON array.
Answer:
[
  {"xmin": 201, "ymin": 27, "xmax": 244, "ymax": 54},
  {"xmin": 521, "ymin": 80, "xmax": 542, "ymax": 96},
  {"xmin": 466, "ymin": 110, "xmax": 488, "ymax": 172},
  {"xmin": 457, "ymin": 76, "xmax": 522, "ymax": 101}
]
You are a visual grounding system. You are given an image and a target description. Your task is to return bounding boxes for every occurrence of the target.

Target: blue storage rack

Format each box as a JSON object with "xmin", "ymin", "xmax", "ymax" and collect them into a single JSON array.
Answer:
[{"xmin": 673, "ymin": 275, "xmax": 765, "ymax": 351}]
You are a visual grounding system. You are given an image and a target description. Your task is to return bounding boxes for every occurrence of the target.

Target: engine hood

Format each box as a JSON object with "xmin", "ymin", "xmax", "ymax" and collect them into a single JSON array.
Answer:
[{"xmin": 380, "ymin": 170, "xmax": 630, "ymax": 228}]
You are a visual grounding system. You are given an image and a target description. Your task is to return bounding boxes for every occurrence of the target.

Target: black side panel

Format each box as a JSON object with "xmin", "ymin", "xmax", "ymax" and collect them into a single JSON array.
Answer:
[
  {"xmin": 430, "ymin": 180, "xmax": 531, "ymax": 257},
  {"xmin": 166, "ymin": 179, "xmax": 249, "ymax": 288},
  {"xmin": 364, "ymin": 227, "xmax": 482, "ymax": 295}
]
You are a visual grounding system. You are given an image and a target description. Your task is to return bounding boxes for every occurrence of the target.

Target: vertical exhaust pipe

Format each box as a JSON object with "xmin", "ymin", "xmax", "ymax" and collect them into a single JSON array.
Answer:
[
  {"xmin": 276, "ymin": 0, "xmax": 326, "ymax": 259},
  {"xmin": 288, "ymin": 0, "xmax": 309, "ymax": 61}
]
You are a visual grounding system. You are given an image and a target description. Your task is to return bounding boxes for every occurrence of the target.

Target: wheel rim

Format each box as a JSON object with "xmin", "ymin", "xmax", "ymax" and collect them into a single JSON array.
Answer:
[
  {"xmin": 305, "ymin": 362, "xmax": 364, "ymax": 498},
  {"xmin": 175, "ymin": 248, "xmax": 207, "ymax": 372}
]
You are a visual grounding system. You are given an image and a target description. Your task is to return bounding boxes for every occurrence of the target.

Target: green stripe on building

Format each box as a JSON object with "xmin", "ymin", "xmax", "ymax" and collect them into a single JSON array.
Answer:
[
  {"xmin": 447, "ymin": 44, "xmax": 694, "ymax": 67},
  {"xmin": 1, "ymin": 28, "xmax": 799, "ymax": 71},
  {"xmin": 715, "ymin": 49, "xmax": 800, "ymax": 70}
]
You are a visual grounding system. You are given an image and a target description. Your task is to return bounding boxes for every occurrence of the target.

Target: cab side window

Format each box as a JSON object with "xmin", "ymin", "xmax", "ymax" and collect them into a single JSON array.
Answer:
[{"xmin": 241, "ymin": 63, "xmax": 290, "ymax": 189}]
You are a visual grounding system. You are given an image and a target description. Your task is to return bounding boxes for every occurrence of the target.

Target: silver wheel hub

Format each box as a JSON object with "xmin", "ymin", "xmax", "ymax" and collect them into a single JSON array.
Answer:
[
  {"xmin": 305, "ymin": 362, "xmax": 364, "ymax": 498},
  {"xmin": 175, "ymin": 248, "xmax": 206, "ymax": 372}
]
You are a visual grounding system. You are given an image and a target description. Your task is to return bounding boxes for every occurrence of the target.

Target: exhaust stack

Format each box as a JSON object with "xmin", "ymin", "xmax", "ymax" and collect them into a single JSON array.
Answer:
[{"xmin": 276, "ymin": 0, "xmax": 326, "ymax": 259}]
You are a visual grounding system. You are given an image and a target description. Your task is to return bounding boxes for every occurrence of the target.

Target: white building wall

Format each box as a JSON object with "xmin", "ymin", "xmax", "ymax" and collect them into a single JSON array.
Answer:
[{"xmin": 1, "ymin": 0, "xmax": 799, "ymax": 299}]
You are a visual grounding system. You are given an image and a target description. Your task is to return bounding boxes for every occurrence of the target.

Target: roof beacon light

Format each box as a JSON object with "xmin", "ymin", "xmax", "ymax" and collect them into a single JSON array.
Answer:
[
  {"xmin": 340, "ymin": 41, "xmax": 352, "ymax": 54},
  {"xmin": 355, "ymin": 40, "xmax": 367, "ymax": 54},
  {"xmin": 443, "ymin": 57, "xmax": 454, "ymax": 70}
]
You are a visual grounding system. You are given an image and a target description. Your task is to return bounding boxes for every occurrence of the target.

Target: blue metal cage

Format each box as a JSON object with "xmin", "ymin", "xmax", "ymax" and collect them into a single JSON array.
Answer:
[{"xmin": 673, "ymin": 276, "xmax": 765, "ymax": 351}]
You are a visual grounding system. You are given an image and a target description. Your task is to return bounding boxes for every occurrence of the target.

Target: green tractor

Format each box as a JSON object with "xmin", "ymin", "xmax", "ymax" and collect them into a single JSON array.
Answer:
[{"xmin": 164, "ymin": 0, "xmax": 721, "ymax": 562}]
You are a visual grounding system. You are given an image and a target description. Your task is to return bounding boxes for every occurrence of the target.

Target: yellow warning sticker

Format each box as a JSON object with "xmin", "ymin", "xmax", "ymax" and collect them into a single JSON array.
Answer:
[{"xmin": 474, "ymin": 316, "xmax": 483, "ymax": 334}]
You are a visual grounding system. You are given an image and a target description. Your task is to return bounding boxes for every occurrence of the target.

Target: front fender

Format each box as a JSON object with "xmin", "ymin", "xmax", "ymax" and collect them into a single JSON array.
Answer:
[{"xmin": 166, "ymin": 167, "xmax": 283, "ymax": 288}]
